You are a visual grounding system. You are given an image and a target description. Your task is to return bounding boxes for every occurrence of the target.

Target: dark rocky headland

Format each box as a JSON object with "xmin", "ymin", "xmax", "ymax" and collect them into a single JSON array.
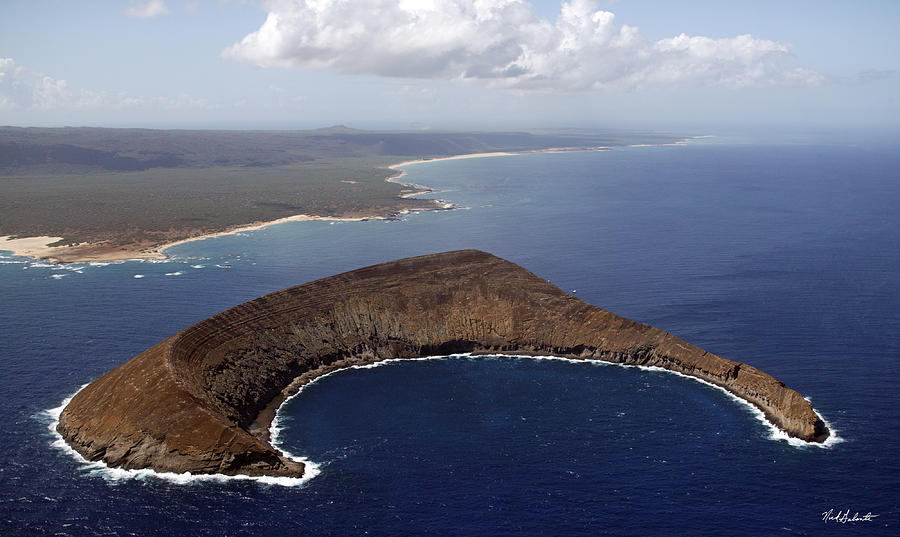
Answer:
[{"xmin": 57, "ymin": 250, "xmax": 829, "ymax": 478}]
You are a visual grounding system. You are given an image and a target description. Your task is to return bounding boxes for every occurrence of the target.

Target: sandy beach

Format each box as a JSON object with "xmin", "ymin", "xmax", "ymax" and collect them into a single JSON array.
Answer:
[
  {"xmin": 0, "ymin": 213, "xmax": 408, "ymax": 264},
  {"xmin": 386, "ymin": 152, "xmax": 518, "ymax": 189},
  {"xmin": 1, "ymin": 236, "xmax": 67, "ymax": 259},
  {"xmin": 388, "ymin": 151, "xmax": 517, "ymax": 171},
  {"xmin": 385, "ymin": 147, "xmax": 615, "ymax": 177}
]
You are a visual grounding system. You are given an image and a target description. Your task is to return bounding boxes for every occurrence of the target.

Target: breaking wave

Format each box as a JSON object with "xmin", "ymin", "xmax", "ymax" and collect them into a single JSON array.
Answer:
[
  {"xmin": 43, "ymin": 386, "xmax": 319, "ymax": 487},
  {"xmin": 44, "ymin": 352, "xmax": 841, "ymax": 489}
]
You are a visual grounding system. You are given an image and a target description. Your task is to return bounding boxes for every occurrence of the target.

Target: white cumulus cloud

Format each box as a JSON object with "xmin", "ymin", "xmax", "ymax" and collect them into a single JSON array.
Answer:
[
  {"xmin": 0, "ymin": 57, "xmax": 211, "ymax": 112},
  {"xmin": 0, "ymin": 58, "xmax": 75, "ymax": 110},
  {"xmin": 222, "ymin": 0, "xmax": 823, "ymax": 92},
  {"xmin": 123, "ymin": 0, "xmax": 171, "ymax": 19}
]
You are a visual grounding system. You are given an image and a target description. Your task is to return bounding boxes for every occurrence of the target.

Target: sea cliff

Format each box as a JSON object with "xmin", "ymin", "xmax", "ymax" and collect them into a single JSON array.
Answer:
[{"xmin": 57, "ymin": 250, "xmax": 828, "ymax": 478}]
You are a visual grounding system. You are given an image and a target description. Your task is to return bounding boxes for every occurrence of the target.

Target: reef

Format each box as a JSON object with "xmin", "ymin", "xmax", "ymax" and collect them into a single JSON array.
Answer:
[{"xmin": 57, "ymin": 250, "xmax": 829, "ymax": 478}]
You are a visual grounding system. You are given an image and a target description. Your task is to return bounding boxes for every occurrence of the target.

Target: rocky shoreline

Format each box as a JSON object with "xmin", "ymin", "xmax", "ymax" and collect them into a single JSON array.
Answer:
[{"xmin": 57, "ymin": 250, "xmax": 828, "ymax": 479}]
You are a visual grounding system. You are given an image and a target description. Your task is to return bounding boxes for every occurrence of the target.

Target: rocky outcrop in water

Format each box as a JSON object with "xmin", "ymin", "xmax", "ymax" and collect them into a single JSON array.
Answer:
[{"xmin": 57, "ymin": 250, "xmax": 828, "ymax": 478}]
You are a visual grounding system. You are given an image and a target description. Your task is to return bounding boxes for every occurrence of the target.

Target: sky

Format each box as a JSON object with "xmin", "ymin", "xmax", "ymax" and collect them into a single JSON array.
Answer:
[{"xmin": 1, "ymin": 0, "xmax": 898, "ymax": 130}]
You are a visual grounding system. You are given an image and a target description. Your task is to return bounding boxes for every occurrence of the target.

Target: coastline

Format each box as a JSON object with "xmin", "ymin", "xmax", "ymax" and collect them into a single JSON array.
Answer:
[
  {"xmin": 388, "ymin": 151, "xmax": 518, "ymax": 172},
  {"xmin": 49, "ymin": 351, "xmax": 839, "ymax": 488},
  {"xmin": 46, "ymin": 383, "xmax": 318, "ymax": 487},
  {"xmin": 0, "ymin": 152, "xmax": 518, "ymax": 264},
  {"xmin": 2, "ymin": 216, "xmax": 379, "ymax": 265},
  {"xmin": 1, "ymin": 236, "xmax": 67, "ymax": 260},
  {"xmin": 1, "ymin": 193, "xmax": 443, "ymax": 265},
  {"xmin": 54, "ymin": 249, "xmax": 829, "ymax": 483},
  {"xmin": 385, "ymin": 146, "xmax": 615, "ymax": 181},
  {"xmin": 4, "ymin": 139, "xmax": 698, "ymax": 264}
]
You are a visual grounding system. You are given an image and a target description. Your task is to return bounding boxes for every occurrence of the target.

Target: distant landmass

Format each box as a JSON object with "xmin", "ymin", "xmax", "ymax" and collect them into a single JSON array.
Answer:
[
  {"xmin": 56, "ymin": 250, "xmax": 829, "ymax": 479},
  {"xmin": 0, "ymin": 126, "xmax": 685, "ymax": 262}
]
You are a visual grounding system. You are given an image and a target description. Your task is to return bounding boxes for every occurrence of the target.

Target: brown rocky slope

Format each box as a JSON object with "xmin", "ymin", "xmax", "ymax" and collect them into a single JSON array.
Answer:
[{"xmin": 57, "ymin": 250, "xmax": 829, "ymax": 478}]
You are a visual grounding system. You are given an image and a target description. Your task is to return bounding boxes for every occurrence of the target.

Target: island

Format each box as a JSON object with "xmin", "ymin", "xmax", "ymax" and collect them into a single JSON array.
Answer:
[{"xmin": 57, "ymin": 250, "xmax": 829, "ymax": 479}]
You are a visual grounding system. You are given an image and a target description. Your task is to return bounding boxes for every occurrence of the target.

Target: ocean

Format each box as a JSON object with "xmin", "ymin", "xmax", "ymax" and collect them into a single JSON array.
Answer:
[{"xmin": 1, "ymin": 136, "xmax": 897, "ymax": 535}]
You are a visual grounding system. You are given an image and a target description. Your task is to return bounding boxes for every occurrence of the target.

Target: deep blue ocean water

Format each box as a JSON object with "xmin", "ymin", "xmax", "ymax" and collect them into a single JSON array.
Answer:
[{"xmin": 1, "ymin": 137, "xmax": 898, "ymax": 535}]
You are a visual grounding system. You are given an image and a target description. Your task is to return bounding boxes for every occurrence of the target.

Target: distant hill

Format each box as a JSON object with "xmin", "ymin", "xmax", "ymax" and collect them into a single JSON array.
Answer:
[{"xmin": 0, "ymin": 126, "xmax": 683, "ymax": 174}]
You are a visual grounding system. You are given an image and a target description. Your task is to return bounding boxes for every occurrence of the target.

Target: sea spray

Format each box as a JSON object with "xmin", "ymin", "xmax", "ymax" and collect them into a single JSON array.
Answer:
[{"xmin": 45, "ymin": 386, "xmax": 318, "ymax": 487}]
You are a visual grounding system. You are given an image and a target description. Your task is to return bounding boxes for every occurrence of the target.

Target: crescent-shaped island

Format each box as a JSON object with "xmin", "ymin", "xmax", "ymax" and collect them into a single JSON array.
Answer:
[{"xmin": 57, "ymin": 250, "xmax": 829, "ymax": 478}]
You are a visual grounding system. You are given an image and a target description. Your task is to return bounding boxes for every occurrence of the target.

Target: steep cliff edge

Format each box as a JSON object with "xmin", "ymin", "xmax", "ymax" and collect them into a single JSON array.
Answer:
[{"xmin": 57, "ymin": 250, "xmax": 829, "ymax": 478}]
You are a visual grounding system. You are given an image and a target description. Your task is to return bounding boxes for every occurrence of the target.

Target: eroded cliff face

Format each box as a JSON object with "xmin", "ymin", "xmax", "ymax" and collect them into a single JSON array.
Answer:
[{"xmin": 57, "ymin": 250, "xmax": 828, "ymax": 478}]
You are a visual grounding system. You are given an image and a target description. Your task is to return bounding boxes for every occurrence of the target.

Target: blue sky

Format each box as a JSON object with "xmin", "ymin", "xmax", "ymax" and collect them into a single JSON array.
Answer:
[{"xmin": 1, "ymin": 0, "xmax": 897, "ymax": 130}]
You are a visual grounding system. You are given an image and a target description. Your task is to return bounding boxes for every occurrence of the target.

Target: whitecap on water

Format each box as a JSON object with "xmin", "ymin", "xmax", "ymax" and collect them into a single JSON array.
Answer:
[
  {"xmin": 52, "ymin": 264, "xmax": 84, "ymax": 271},
  {"xmin": 164, "ymin": 271, "xmax": 183, "ymax": 277},
  {"xmin": 133, "ymin": 274, "xmax": 144, "ymax": 279}
]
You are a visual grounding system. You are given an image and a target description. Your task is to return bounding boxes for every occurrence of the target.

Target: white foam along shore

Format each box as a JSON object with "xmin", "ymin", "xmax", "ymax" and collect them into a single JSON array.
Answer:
[
  {"xmin": 516, "ymin": 354, "xmax": 841, "ymax": 448},
  {"xmin": 48, "ymin": 351, "xmax": 838, "ymax": 487},
  {"xmin": 270, "ymin": 353, "xmax": 842, "ymax": 476},
  {"xmin": 44, "ymin": 385, "xmax": 320, "ymax": 487}
]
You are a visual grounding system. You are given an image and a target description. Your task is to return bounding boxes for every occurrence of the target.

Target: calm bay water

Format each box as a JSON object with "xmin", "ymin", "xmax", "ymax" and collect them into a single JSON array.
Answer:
[{"xmin": 1, "ymin": 138, "xmax": 897, "ymax": 535}]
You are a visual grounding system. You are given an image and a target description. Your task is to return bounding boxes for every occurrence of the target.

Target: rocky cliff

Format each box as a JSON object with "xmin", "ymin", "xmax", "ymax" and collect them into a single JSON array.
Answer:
[{"xmin": 57, "ymin": 250, "xmax": 829, "ymax": 478}]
